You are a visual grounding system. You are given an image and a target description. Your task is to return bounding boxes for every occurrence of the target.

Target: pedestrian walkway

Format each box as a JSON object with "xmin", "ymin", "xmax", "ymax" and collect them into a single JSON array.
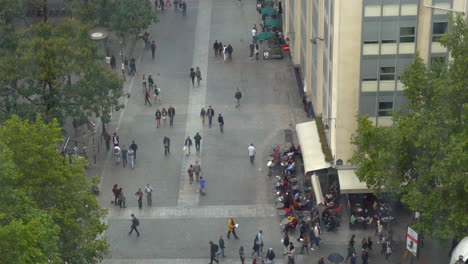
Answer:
[{"xmin": 101, "ymin": 258, "xmax": 285, "ymax": 264}]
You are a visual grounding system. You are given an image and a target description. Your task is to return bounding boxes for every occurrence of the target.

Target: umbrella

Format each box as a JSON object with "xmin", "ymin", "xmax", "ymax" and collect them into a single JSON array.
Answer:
[
  {"xmin": 260, "ymin": 7, "xmax": 276, "ymax": 15},
  {"xmin": 254, "ymin": 32, "xmax": 276, "ymax": 41},
  {"xmin": 327, "ymin": 253, "xmax": 344, "ymax": 263},
  {"xmin": 264, "ymin": 18, "xmax": 280, "ymax": 27}
]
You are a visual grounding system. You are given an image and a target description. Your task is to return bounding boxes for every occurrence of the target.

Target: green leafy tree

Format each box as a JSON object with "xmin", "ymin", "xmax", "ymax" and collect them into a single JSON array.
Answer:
[
  {"xmin": 0, "ymin": 115, "xmax": 108, "ymax": 263},
  {"xmin": 350, "ymin": 14, "xmax": 468, "ymax": 240},
  {"xmin": 0, "ymin": 19, "xmax": 124, "ymax": 124}
]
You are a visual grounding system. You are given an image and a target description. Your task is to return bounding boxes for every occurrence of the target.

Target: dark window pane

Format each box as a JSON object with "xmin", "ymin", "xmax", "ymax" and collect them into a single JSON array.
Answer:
[
  {"xmin": 378, "ymin": 110, "xmax": 393, "ymax": 117},
  {"xmin": 433, "ymin": 22, "xmax": 448, "ymax": 34},
  {"xmin": 400, "ymin": 36, "xmax": 415, "ymax": 43},
  {"xmin": 382, "ymin": 39, "xmax": 397, "ymax": 43},
  {"xmin": 380, "ymin": 67, "xmax": 395, "ymax": 73},
  {"xmin": 364, "ymin": 40, "xmax": 379, "ymax": 44},
  {"xmin": 379, "ymin": 102, "xmax": 393, "ymax": 110},
  {"xmin": 400, "ymin": 27, "xmax": 415, "ymax": 35},
  {"xmin": 363, "ymin": 78, "xmax": 378, "ymax": 81},
  {"xmin": 380, "ymin": 74, "xmax": 395, "ymax": 80}
]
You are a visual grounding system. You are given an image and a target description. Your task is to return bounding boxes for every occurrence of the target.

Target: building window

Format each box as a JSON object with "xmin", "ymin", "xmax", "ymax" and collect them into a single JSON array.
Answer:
[
  {"xmin": 432, "ymin": 22, "xmax": 448, "ymax": 42},
  {"xmin": 378, "ymin": 102, "xmax": 393, "ymax": 116},
  {"xmin": 400, "ymin": 26, "xmax": 415, "ymax": 43},
  {"xmin": 380, "ymin": 67, "xmax": 395, "ymax": 80}
]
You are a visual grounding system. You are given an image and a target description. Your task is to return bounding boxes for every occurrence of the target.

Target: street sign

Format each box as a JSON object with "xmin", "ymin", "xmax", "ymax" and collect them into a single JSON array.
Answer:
[{"xmin": 406, "ymin": 226, "xmax": 418, "ymax": 256}]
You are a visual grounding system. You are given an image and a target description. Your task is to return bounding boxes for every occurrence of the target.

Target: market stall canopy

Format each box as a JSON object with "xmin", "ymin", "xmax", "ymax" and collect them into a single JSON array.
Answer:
[
  {"xmin": 265, "ymin": 18, "xmax": 281, "ymax": 27},
  {"xmin": 254, "ymin": 32, "xmax": 276, "ymax": 40},
  {"xmin": 338, "ymin": 169, "xmax": 373, "ymax": 193},
  {"xmin": 296, "ymin": 121, "xmax": 328, "ymax": 173},
  {"xmin": 260, "ymin": 7, "xmax": 276, "ymax": 15}
]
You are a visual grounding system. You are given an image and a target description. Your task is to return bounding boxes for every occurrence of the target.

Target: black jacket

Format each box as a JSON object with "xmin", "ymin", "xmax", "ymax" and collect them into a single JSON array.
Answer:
[
  {"xmin": 283, "ymin": 235, "xmax": 289, "ymax": 247},
  {"xmin": 130, "ymin": 143, "xmax": 138, "ymax": 151},
  {"xmin": 155, "ymin": 111, "xmax": 161, "ymax": 119},
  {"xmin": 207, "ymin": 108, "xmax": 214, "ymax": 117},
  {"xmin": 235, "ymin": 91, "xmax": 242, "ymax": 99},
  {"xmin": 219, "ymin": 238, "xmax": 225, "ymax": 249},
  {"xmin": 210, "ymin": 243, "xmax": 218, "ymax": 257},
  {"xmin": 218, "ymin": 116, "xmax": 224, "ymax": 125},
  {"xmin": 163, "ymin": 137, "xmax": 170, "ymax": 146},
  {"xmin": 266, "ymin": 249, "xmax": 275, "ymax": 260},
  {"xmin": 168, "ymin": 107, "xmax": 175, "ymax": 117},
  {"xmin": 194, "ymin": 134, "xmax": 202, "ymax": 143},
  {"xmin": 185, "ymin": 138, "xmax": 192, "ymax": 146},
  {"xmin": 213, "ymin": 42, "xmax": 219, "ymax": 49}
]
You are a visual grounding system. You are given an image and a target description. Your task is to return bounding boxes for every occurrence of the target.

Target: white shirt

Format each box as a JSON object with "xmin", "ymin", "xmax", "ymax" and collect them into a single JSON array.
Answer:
[
  {"xmin": 252, "ymin": 29, "xmax": 257, "ymax": 36},
  {"xmin": 248, "ymin": 145, "xmax": 256, "ymax": 156}
]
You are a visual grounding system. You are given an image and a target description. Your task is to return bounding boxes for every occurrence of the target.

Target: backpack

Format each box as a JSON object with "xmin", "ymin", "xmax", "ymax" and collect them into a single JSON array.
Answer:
[
  {"xmin": 214, "ymin": 244, "xmax": 219, "ymax": 252},
  {"xmin": 135, "ymin": 218, "xmax": 140, "ymax": 226}
]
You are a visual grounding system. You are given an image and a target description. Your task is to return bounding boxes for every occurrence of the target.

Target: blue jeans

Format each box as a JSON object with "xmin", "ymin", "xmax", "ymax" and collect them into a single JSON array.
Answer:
[
  {"xmin": 208, "ymin": 116, "xmax": 213, "ymax": 127},
  {"xmin": 250, "ymin": 155, "xmax": 255, "ymax": 163},
  {"xmin": 217, "ymin": 248, "xmax": 225, "ymax": 257}
]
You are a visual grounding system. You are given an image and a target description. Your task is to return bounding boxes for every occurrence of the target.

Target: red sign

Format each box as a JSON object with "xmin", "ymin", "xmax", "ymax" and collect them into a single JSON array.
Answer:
[{"xmin": 283, "ymin": 44, "xmax": 290, "ymax": 52}]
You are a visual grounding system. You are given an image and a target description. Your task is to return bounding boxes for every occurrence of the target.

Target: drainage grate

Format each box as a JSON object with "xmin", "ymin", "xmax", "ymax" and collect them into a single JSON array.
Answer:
[{"xmin": 284, "ymin": 129, "xmax": 293, "ymax": 143}]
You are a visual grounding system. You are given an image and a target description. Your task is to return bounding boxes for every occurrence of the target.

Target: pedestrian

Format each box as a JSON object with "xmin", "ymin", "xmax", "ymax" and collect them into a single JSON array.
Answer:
[
  {"xmin": 385, "ymin": 242, "xmax": 392, "ymax": 260},
  {"xmin": 227, "ymin": 216, "xmax": 239, "ymax": 239},
  {"xmin": 223, "ymin": 45, "xmax": 227, "ymax": 61},
  {"xmin": 318, "ymin": 256, "xmax": 325, "ymax": 264},
  {"xmin": 155, "ymin": 108, "xmax": 161, "ymax": 128},
  {"xmin": 349, "ymin": 234, "xmax": 356, "ymax": 247},
  {"xmin": 256, "ymin": 230, "xmax": 264, "ymax": 253},
  {"xmin": 380, "ymin": 235, "xmax": 387, "ymax": 255},
  {"xmin": 163, "ymin": 136, "xmax": 170, "ymax": 155},
  {"xmin": 193, "ymin": 160, "xmax": 202, "ymax": 182},
  {"xmin": 145, "ymin": 89, "xmax": 152, "ymax": 106},
  {"xmin": 121, "ymin": 145, "xmax": 128, "ymax": 168},
  {"xmin": 209, "ymin": 241, "xmax": 219, "ymax": 264},
  {"xmin": 345, "ymin": 243, "xmax": 356, "ymax": 262},
  {"xmin": 200, "ymin": 107, "xmax": 206, "ymax": 125},
  {"xmin": 118, "ymin": 188, "xmax": 126, "ymax": 208},
  {"xmin": 124, "ymin": 57, "xmax": 129, "ymax": 73},
  {"xmin": 300, "ymin": 233, "xmax": 309, "ymax": 255},
  {"xmin": 213, "ymin": 40, "xmax": 219, "ymax": 56},
  {"xmin": 129, "ymin": 214, "xmax": 140, "ymax": 236},
  {"xmin": 165, "ymin": 0, "xmax": 171, "ymax": 6},
  {"xmin": 145, "ymin": 184, "xmax": 153, "ymax": 206},
  {"xmin": 187, "ymin": 164, "xmax": 194, "ymax": 184},
  {"xmin": 287, "ymin": 242, "xmax": 295, "ymax": 264},
  {"xmin": 367, "ymin": 236, "xmax": 373, "ymax": 255},
  {"xmin": 195, "ymin": 66, "xmax": 202, "ymax": 86},
  {"xmin": 194, "ymin": 132, "xmax": 202, "ymax": 151},
  {"xmin": 112, "ymin": 184, "xmax": 120, "ymax": 204},
  {"xmin": 217, "ymin": 114, "xmax": 224, "ymax": 133},
  {"xmin": 135, "ymin": 188, "xmax": 143, "ymax": 209},
  {"xmin": 199, "ymin": 176, "xmax": 206, "ymax": 195},
  {"xmin": 248, "ymin": 143, "xmax": 256, "ymax": 164},
  {"xmin": 235, "ymin": 89, "xmax": 242, "ymax": 107},
  {"xmin": 113, "ymin": 145, "xmax": 121, "ymax": 165},
  {"xmin": 227, "ymin": 44, "xmax": 233, "ymax": 61},
  {"xmin": 168, "ymin": 105, "xmax": 175, "ymax": 126},
  {"xmin": 376, "ymin": 219, "xmax": 384, "ymax": 243},
  {"xmin": 255, "ymin": 43, "xmax": 259, "ymax": 60},
  {"xmin": 159, "ymin": 0, "xmax": 165, "ymax": 12},
  {"xmin": 350, "ymin": 252, "xmax": 357, "ymax": 264},
  {"xmin": 249, "ymin": 42, "xmax": 255, "ymax": 60},
  {"xmin": 251, "ymin": 27, "xmax": 257, "ymax": 42},
  {"xmin": 148, "ymin": 74, "xmax": 154, "ymax": 91},
  {"xmin": 130, "ymin": 57, "xmax": 136, "ymax": 76},
  {"xmin": 104, "ymin": 132, "xmax": 111, "ymax": 151},
  {"xmin": 130, "ymin": 140, "xmax": 138, "ymax": 160},
  {"xmin": 154, "ymin": 85, "xmax": 160, "ymax": 104},
  {"xmin": 217, "ymin": 236, "xmax": 226, "ymax": 258},
  {"xmin": 184, "ymin": 136, "xmax": 192, "ymax": 155},
  {"xmin": 142, "ymin": 74, "xmax": 147, "ymax": 91},
  {"xmin": 282, "ymin": 231, "xmax": 290, "ymax": 253},
  {"xmin": 239, "ymin": 246, "xmax": 246, "ymax": 264},
  {"xmin": 266, "ymin": 248, "xmax": 275, "ymax": 263},
  {"xmin": 218, "ymin": 42, "xmax": 223, "ymax": 57},
  {"xmin": 161, "ymin": 107, "xmax": 167, "ymax": 125},
  {"xmin": 182, "ymin": 0, "xmax": 186, "ymax": 16},
  {"xmin": 112, "ymin": 133, "xmax": 120, "ymax": 146},
  {"xmin": 207, "ymin": 106, "xmax": 215, "ymax": 127},
  {"xmin": 110, "ymin": 55, "xmax": 116, "ymax": 69},
  {"xmin": 362, "ymin": 250, "xmax": 369, "ymax": 264},
  {"xmin": 251, "ymin": 237, "xmax": 260, "ymax": 257},
  {"xmin": 455, "ymin": 255, "xmax": 465, "ymax": 264},
  {"xmin": 189, "ymin": 67, "xmax": 196, "ymax": 86}
]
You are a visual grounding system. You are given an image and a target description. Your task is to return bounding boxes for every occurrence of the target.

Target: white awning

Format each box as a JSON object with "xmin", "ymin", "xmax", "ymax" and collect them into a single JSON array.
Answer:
[
  {"xmin": 338, "ymin": 169, "xmax": 373, "ymax": 193},
  {"xmin": 311, "ymin": 174, "xmax": 324, "ymax": 205},
  {"xmin": 296, "ymin": 121, "xmax": 328, "ymax": 173}
]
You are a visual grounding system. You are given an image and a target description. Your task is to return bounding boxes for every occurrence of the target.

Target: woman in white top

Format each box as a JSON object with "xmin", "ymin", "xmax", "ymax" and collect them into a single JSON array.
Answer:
[{"xmin": 223, "ymin": 45, "xmax": 227, "ymax": 61}]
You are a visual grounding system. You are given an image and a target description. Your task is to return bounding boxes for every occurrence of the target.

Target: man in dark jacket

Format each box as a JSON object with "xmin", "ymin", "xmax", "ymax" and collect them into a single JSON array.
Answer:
[
  {"xmin": 226, "ymin": 44, "xmax": 233, "ymax": 61},
  {"xmin": 168, "ymin": 105, "xmax": 175, "ymax": 126},
  {"xmin": 282, "ymin": 231, "xmax": 290, "ymax": 253},
  {"xmin": 266, "ymin": 248, "xmax": 275, "ymax": 261},
  {"xmin": 217, "ymin": 114, "xmax": 224, "ymax": 133},
  {"xmin": 217, "ymin": 236, "xmax": 225, "ymax": 258},
  {"xmin": 163, "ymin": 136, "xmax": 170, "ymax": 156},
  {"xmin": 130, "ymin": 140, "xmax": 138, "ymax": 160},
  {"xmin": 207, "ymin": 106, "xmax": 215, "ymax": 128},
  {"xmin": 213, "ymin": 40, "xmax": 219, "ymax": 56},
  {"xmin": 235, "ymin": 89, "xmax": 242, "ymax": 107},
  {"xmin": 209, "ymin": 241, "xmax": 219, "ymax": 264},
  {"xmin": 194, "ymin": 132, "xmax": 202, "ymax": 152}
]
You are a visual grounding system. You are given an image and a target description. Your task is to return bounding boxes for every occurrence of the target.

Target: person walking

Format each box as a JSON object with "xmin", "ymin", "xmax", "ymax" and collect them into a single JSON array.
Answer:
[
  {"xmin": 112, "ymin": 184, "xmax": 120, "ymax": 204},
  {"xmin": 282, "ymin": 232, "xmax": 290, "ymax": 254},
  {"xmin": 181, "ymin": 0, "xmax": 186, "ymax": 16},
  {"xmin": 251, "ymin": 26, "xmax": 257, "ymax": 42},
  {"xmin": 213, "ymin": 40, "xmax": 219, "ymax": 56},
  {"xmin": 217, "ymin": 114, "xmax": 224, "ymax": 133},
  {"xmin": 217, "ymin": 236, "xmax": 226, "ymax": 258},
  {"xmin": 163, "ymin": 136, "xmax": 170, "ymax": 155},
  {"xmin": 287, "ymin": 242, "xmax": 295, "ymax": 264},
  {"xmin": 113, "ymin": 145, "xmax": 121, "ymax": 165},
  {"xmin": 148, "ymin": 74, "xmax": 154, "ymax": 92},
  {"xmin": 112, "ymin": 133, "xmax": 120, "ymax": 146},
  {"xmin": 104, "ymin": 132, "xmax": 111, "ymax": 151},
  {"xmin": 129, "ymin": 214, "xmax": 140, "ymax": 236},
  {"xmin": 168, "ymin": 105, "xmax": 175, "ymax": 126},
  {"xmin": 350, "ymin": 252, "xmax": 357, "ymax": 264},
  {"xmin": 144, "ymin": 89, "xmax": 152, "ymax": 106},
  {"xmin": 151, "ymin": 40, "xmax": 156, "ymax": 59},
  {"xmin": 227, "ymin": 44, "xmax": 233, "ymax": 61},
  {"xmin": 207, "ymin": 106, "xmax": 215, "ymax": 128},
  {"xmin": 195, "ymin": 66, "xmax": 202, "ymax": 86},
  {"xmin": 385, "ymin": 241, "xmax": 392, "ymax": 261},
  {"xmin": 165, "ymin": 0, "xmax": 171, "ymax": 7},
  {"xmin": 184, "ymin": 136, "xmax": 192, "ymax": 155},
  {"xmin": 227, "ymin": 216, "xmax": 239, "ymax": 239},
  {"xmin": 251, "ymin": 237, "xmax": 260, "ymax": 257},
  {"xmin": 200, "ymin": 107, "xmax": 206, "ymax": 125},
  {"xmin": 142, "ymin": 74, "xmax": 147, "ymax": 91},
  {"xmin": 318, "ymin": 256, "xmax": 325, "ymax": 264},
  {"xmin": 130, "ymin": 140, "xmax": 138, "ymax": 160},
  {"xmin": 161, "ymin": 107, "xmax": 167, "ymax": 125},
  {"xmin": 256, "ymin": 230, "xmax": 264, "ymax": 253},
  {"xmin": 130, "ymin": 57, "xmax": 136, "ymax": 76},
  {"xmin": 135, "ymin": 188, "xmax": 143, "ymax": 209},
  {"xmin": 128, "ymin": 148, "xmax": 135, "ymax": 168},
  {"xmin": 239, "ymin": 246, "xmax": 246, "ymax": 264},
  {"xmin": 345, "ymin": 243, "xmax": 356, "ymax": 262},
  {"xmin": 154, "ymin": 85, "xmax": 161, "ymax": 104},
  {"xmin": 110, "ymin": 55, "xmax": 116, "ymax": 69},
  {"xmin": 118, "ymin": 188, "xmax": 126, "ymax": 208},
  {"xmin": 209, "ymin": 241, "xmax": 219, "ymax": 264},
  {"xmin": 249, "ymin": 42, "xmax": 255, "ymax": 60},
  {"xmin": 255, "ymin": 43, "xmax": 259, "ymax": 60},
  {"xmin": 193, "ymin": 160, "xmax": 201, "ymax": 181},
  {"xmin": 199, "ymin": 176, "xmax": 206, "ymax": 195},
  {"xmin": 300, "ymin": 233, "xmax": 309, "ymax": 255},
  {"xmin": 235, "ymin": 89, "xmax": 242, "ymax": 108},
  {"xmin": 144, "ymin": 184, "xmax": 153, "ymax": 206},
  {"xmin": 266, "ymin": 248, "xmax": 276, "ymax": 263},
  {"xmin": 124, "ymin": 57, "xmax": 129, "ymax": 73},
  {"xmin": 222, "ymin": 45, "xmax": 227, "ymax": 61},
  {"xmin": 313, "ymin": 223, "xmax": 321, "ymax": 248},
  {"xmin": 194, "ymin": 132, "xmax": 202, "ymax": 151},
  {"xmin": 248, "ymin": 143, "xmax": 256, "ymax": 164},
  {"xmin": 189, "ymin": 67, "xmax": 196, "ymax": 86},
  {"xmin": 121, "ymin": 145, "xmax": 128, "ymax": 168},
  {"xmin": 187, "ymin": 164, "xmax": 194, "ymax": 184},
  {"xmin": 218, "ymin": 42, "xmax": 223, "ymax": 57},
  {"xmin": 155, "ymin": 108, "xmax": 161, "ymax": 128}
]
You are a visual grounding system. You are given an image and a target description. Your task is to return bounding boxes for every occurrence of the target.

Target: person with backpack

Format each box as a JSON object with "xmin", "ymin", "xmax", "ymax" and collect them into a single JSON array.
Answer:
[
  {"xmin": 148, "ymin": 74, "xmax": 154, "ymax": 91},
  {"xmin": 154, "ymin": 86, "xmax": 161, "ymax": 104},
  {"xmin": 163, "ymin": 136, "xmax": 170, "ymax": 156},
  {"xmin": 129, "ymin": 214, "xmax": 140, "ymax": 236},
  {"xmin": 209, "ymin": 241, "xmax": 219, "ymax": 264},
  {"xmin": 227, "ymin": 44, "xmax": 233, "ymax": 61},
  {"xmin": 217, "ymin": 114, "xmax": 224, "ymax": 133},
  {"xmin": 235, "ymin": 89, "xmax": 242, "ymax": 107}
]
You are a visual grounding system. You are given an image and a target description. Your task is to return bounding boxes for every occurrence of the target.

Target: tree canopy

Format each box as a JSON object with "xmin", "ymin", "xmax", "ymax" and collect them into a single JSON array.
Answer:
[
  {"xmin": 350, "ymin": 14, "xmax": 468, "ymax": 240},
  {"xmin": 0, "ymin": 19, "xmax": 124, "ymax": 124},
  {"xmin": 0, "ymin": 115, "xmax": 108, "ymax": 263}
]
